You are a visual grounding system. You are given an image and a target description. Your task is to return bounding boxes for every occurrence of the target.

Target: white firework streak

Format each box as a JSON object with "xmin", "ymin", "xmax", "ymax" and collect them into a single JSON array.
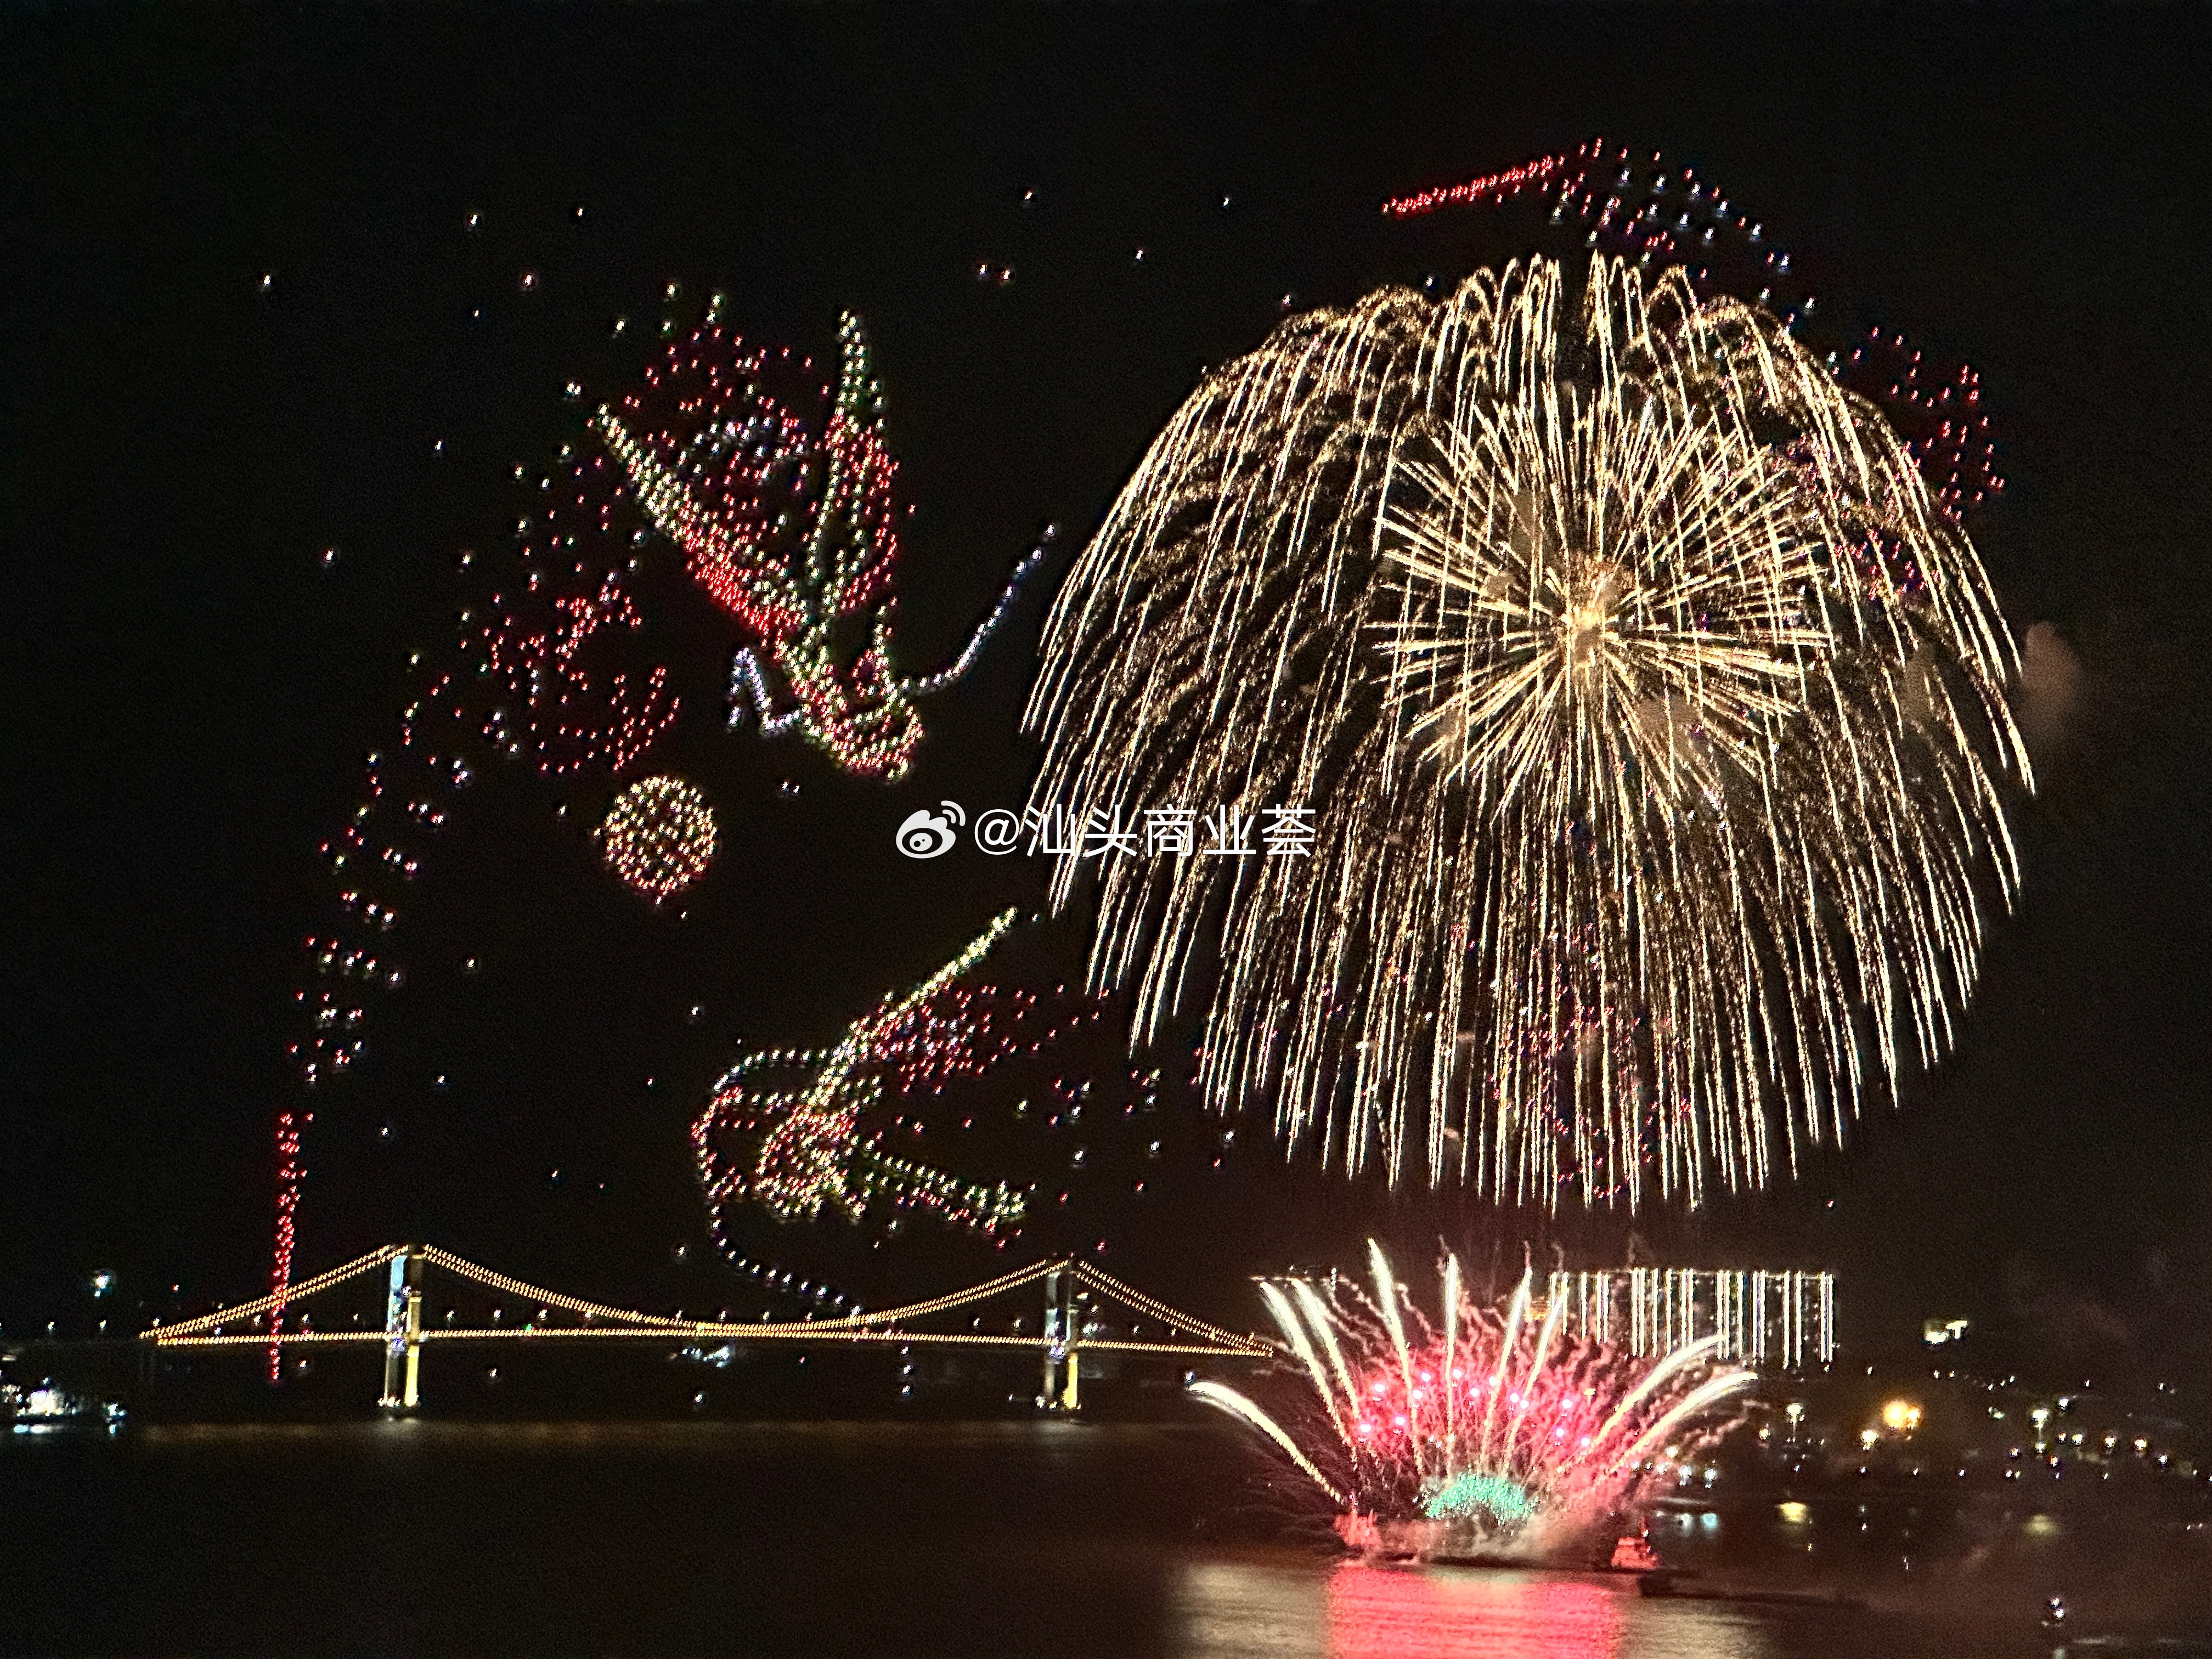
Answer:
[{"xmin": 1027, "ymin": 256, "xmax": 2028, "ymax": 1206}]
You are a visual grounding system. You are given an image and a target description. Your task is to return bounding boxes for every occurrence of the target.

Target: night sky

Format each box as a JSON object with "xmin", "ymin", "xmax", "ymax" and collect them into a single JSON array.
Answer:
[{"xmin": 5, "ymin": 9, "xmax": 2211, "ymax": 1382}]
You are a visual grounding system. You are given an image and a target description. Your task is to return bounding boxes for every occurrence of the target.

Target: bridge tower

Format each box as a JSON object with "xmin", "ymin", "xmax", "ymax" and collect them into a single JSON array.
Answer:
[
  {"xmin": 1039, "ymin": 1261, "xmax": 1080, "ymax": 1412},
  {"xmin": 379, "ymin": 1246, "xmax": 424, "ymax": 1410}
]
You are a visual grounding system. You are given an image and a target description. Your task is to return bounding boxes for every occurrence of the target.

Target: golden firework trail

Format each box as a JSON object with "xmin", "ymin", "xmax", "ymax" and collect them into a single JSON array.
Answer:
[{"xmin": 1027, "ymin": 256, "xmax": 2029, "ymax": 1205}]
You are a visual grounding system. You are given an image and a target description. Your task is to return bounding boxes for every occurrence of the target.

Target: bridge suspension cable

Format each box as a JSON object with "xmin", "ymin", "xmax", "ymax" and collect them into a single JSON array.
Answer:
[
  {"xmin": 1072, "ymin": 1262, "xmax": 1256, "ymax": 1350},
  {"xmin": 144, "ymin": 1245, "xmax": 1276, "ymax": 1362},
  {"xmin": 150, "ymin": 1246, "xmax": 403, "ymax": 1339}
]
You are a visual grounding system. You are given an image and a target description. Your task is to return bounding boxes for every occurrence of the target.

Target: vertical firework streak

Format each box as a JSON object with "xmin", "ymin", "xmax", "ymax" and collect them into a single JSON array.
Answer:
[
  {"xmin": 1193, "ymin": 1244, "xmax": 1755, "ymax": 1555},
  {"xmin": 272, "ymin": 309, "xmax": 1040, "ymax": 1361},
  {"xmin": 1027, "ymin": 255, "xmax": 2029, "ymax": 1206}
]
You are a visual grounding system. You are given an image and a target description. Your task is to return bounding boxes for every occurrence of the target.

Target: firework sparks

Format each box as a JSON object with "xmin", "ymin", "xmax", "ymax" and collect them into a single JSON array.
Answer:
[
  {"xmin": 1385, "ymin": 139, "xmax": 2006, "ymax": 519},
  {"xmin": 1027, "ymin": 255, "xmax": 2029, "ymax": 1206},
  {"xmin": 1194, "ymin": 1243, "xmax": 1754, "ymax": 1560}
]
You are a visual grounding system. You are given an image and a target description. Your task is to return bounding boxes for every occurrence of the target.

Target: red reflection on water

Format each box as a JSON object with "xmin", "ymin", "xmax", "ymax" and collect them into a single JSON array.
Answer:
[{"xmin": 1327, "ymin": 1562, "xmax": 1624, "ymax": 1659}]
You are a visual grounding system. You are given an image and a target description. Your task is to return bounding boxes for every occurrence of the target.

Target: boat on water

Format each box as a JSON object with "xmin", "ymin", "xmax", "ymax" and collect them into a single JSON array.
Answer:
[
  {"xmin": 1342, "ymin": 1522, "xmax": 1672, "ymax": 1577},
  {"xmin": 4, "ymin": 1380, "xmax": 127, "ymax": 1433}
]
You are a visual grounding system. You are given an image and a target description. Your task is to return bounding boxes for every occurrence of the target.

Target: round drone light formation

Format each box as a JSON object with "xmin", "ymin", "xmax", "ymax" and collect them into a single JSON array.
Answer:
[{"xmin": 597, "ymin": 775, "xmax": 719, "ymax": 902}]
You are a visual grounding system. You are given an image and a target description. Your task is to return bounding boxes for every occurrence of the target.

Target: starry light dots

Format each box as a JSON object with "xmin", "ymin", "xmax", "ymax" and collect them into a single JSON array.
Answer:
[
  {"xmin": 692, "ymin": 911, "xmax": 1040, "ymax": 1243},
  {"xmin": 596, "ymin": 775, "xmax": 719, "ymax": 903},
  {"xmin": 597, "ymin": 311, "xmax": 1040, "ymax": 778}
]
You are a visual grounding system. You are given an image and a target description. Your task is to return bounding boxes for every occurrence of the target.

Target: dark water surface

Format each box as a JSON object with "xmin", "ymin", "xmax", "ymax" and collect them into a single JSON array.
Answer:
[{"xmin": 0, "ymin": 1420, "xmax": 2181, "ymax": 1657}]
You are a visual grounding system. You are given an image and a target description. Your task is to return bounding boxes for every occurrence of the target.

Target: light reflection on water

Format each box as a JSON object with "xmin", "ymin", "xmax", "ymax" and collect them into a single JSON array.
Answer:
[
  {"xmin": 1174, "ymin": 1559, "xmax": 1889, "ymax": 1659},
  {"xmin": 0, "ymin": 1420, "xmax": 2167, "ymax": 1657},
  {"xmin": 1326, "ymin": 1567, "xmax": 1640, "ymax": 1659}
]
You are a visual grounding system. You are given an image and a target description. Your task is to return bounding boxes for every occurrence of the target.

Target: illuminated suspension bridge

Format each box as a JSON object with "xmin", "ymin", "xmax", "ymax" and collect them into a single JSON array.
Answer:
[{"xmin": 142, "ymin": 1246, "xmax": 1275, "ymax": 1410}]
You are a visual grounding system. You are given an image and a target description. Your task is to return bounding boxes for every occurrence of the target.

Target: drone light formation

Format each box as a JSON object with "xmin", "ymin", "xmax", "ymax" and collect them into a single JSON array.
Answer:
[
  {"xmin": 1192, "ymin": 1242, "xmax": 1755, "ymax": 1558},
  {"xmin": 598, "ymin": 311, "xmax": 1043, "ymax": 780},
  {"xmin": 272, "ymin": 301, "xmax": 1039, "ymax": 1318},
  {"xmin": 692, "ymin": 911, "xmax": 1035, "ymax": 1243},
  {"xmin": 1030, "ymin": 255, "xmax": 2030, "ymax": 1206},
  {"xmin": 596, "ymin": 775, "xmax": 718, "ymax": 902}
]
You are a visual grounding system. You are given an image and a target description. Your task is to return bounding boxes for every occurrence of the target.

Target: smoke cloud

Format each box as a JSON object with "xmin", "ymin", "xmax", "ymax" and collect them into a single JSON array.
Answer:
[{"xmin": 2016, "ymin": 620, "xmax": 2085, "ymax": 759}]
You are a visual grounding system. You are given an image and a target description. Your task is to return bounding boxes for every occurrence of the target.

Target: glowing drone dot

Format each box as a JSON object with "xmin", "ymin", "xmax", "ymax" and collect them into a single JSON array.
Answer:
[{"xmin": 597, "ymin": 775, "xmax": 718, "ymax": 903}]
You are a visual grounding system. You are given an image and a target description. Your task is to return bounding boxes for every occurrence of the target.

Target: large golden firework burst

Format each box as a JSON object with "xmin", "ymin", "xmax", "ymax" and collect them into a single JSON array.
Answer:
[{"xmin": 1028, "ymin": 256, "xmax": 2030, "ymax": 1206}]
